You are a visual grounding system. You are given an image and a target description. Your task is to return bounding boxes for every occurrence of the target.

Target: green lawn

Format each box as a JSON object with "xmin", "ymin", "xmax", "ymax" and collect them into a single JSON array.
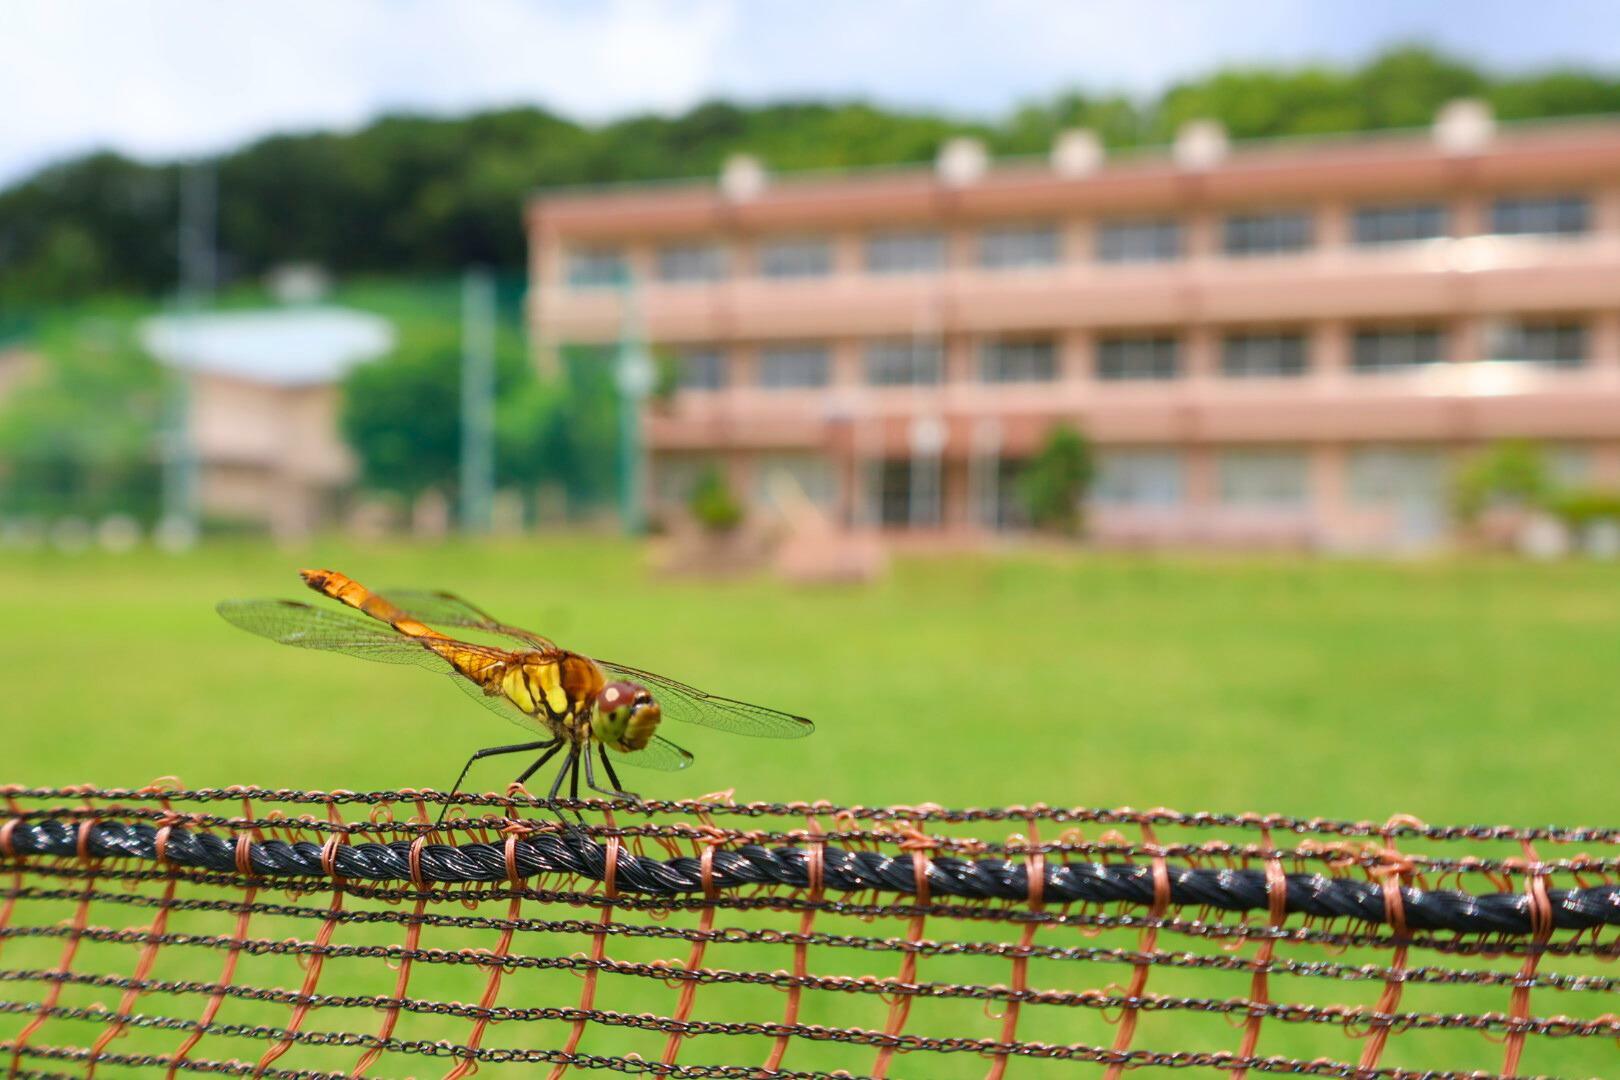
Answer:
[{"xmin": 0, "ymin": 540, "xmax": 1615, "ymax": 1076}]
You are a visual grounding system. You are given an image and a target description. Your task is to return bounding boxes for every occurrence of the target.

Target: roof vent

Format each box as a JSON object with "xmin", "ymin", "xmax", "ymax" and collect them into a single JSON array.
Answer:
[
  {"xmin": 1173, "ymin": 119, "xmax": 1228, "ymax": 171},
  {"xmin": 1433, "ymin": 99, "xmax": 1495, "ymax": 155},
  {"xmin": 937, "ymin": 137, "xmax": 989, "ymax": 187},
  {"xmin": 1051, "ymin": 129, "xmax": 1103, "ymax": 178},
  {"xmin": 720, "ymin": 154, "xmax": 767, "ymax": 201}
]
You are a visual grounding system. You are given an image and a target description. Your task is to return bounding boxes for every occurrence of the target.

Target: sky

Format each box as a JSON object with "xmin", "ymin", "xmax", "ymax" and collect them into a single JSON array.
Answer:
[{"xmin": 2, "ymin": 0, "xmax": 1615, "ymax": 186}]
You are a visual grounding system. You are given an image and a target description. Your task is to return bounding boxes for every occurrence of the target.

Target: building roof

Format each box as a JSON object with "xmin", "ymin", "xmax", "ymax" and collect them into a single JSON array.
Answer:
[
  {"xmin": 527, "ymin": 113, "xmax": 1620, "ymax": 239},
  {"xmin": 139, "ymin": 306, "xmax": 395, "ymax": 387}
]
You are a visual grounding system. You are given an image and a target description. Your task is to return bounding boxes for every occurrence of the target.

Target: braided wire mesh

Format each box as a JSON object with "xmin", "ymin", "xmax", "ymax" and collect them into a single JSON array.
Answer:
[{"xmin": 0, "ymin": 785, "xmax": 1615, "ymax": 1079}]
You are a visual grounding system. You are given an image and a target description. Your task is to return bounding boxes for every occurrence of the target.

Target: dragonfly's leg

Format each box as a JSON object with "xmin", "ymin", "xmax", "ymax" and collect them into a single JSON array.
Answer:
[
  {"xmin": 514, "ymin": 741, "xmax": 565, "ymax": 785},
  {"xmin": 546, "ymin": 747, "xmax": 576, "ymax": 803},
  {"xmin": 593, "ymin": 745, "xmax": 640, "ymax": 802},
  {"xmin": 437, "ymin": 739, "xmax": 557, "ymax": 828}
]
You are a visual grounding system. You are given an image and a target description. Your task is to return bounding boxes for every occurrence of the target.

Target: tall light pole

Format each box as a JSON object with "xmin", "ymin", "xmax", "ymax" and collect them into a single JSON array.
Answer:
[
  {"xmin": 158, "ymin": 161, "xmax": 214, "ymax": 550},
  {"xmin": 615, "ymin": 272, "xmax": 654, "ymax": 534},
  {"xmin": 460, "ymin": 267, "xmax": 496, "ymax": 534}
]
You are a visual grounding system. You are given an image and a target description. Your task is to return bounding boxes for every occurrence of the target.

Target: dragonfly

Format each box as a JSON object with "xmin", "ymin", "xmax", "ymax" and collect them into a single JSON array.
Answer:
[{"xmin": 218, "ymin": 569, "xmax": 813, "ymax": 820}]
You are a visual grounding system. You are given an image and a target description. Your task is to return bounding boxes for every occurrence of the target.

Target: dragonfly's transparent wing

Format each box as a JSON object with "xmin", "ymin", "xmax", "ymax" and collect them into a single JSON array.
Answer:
[
  {"xmin": 596, "ymin": 662, "xmax": 813, "ymax": 739},
  {"xmin": 606, "ymin": 734, "xmax": 694, "ymax": 772},
  {"xmin": 217, "ymin": 599, "xmax": 450, "ymax": 668},
  {"xmin": 445, "ymin": 668, "xmax": 549, "ymax": 734},
  {"xmin": 380, "ymin": 589, "xmax": 557, "ymax": 651},
  {"xmin": 219, "ymin": 598, "xmax": 545, "ymax": 733}
]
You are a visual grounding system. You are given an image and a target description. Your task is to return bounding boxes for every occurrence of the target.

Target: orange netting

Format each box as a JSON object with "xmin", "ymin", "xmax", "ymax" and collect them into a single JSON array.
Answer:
[{"xmin": 0, "ymin": 785, "xmax": 1615, "ymax": 1078}]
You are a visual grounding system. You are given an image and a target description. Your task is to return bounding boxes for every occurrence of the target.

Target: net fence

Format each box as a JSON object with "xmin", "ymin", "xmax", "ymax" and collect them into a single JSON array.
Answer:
[{"xmin": 0, "ymin": 784, "xmax": 1615, "ymax": 1078}]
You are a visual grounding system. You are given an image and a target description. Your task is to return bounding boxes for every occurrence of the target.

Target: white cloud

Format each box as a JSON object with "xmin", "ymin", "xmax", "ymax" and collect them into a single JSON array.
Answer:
[
  {"xmin": 2, "ymin": 0, "xmax": 1617, "ymax": 185},
  {"xmin": 0, "ymin": 0, "xmax": 736, "ymax": 182}
]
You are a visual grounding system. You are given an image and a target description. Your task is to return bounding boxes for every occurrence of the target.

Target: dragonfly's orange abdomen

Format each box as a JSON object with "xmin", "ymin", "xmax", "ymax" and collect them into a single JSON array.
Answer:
[{"xmin": 301, "ymin": 568, "xmax": 443, "ymax": 640}]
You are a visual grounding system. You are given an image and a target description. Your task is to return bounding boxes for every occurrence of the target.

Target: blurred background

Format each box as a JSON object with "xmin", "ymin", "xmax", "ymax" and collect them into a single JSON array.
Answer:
[{"xmin": 1, "ymin": 0, "xmax": 1618, "ymax": 824}]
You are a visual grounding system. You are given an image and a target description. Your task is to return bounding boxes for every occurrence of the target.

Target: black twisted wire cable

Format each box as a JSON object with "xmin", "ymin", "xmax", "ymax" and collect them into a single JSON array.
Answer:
[{"xmin": 5, "ymin": 817, "xmax": 1618, "ymax": 936}]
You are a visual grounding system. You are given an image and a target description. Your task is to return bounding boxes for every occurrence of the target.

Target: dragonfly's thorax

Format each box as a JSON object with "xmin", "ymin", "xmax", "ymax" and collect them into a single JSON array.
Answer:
[{"xmin": 498, "ymin": 653, "xmax": 604, "ymax": 739}]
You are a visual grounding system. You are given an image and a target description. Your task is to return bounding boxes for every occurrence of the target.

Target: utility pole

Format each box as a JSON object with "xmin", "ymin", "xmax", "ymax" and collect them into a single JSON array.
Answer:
[
  {"xmin": 614, "ymin": 272, "xmax": 654, "ymax": 534},
  {"xmin": 159, "ymin": 161, "xmax": 214, "ymax": 549},
  {"xmin": 460, "ymin": 267, "xmax": 497, "ymax": 534}
]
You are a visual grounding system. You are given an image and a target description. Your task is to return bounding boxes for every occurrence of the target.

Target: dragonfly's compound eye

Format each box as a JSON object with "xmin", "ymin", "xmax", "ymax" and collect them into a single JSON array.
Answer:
[
  {"xmin": 593, "ymin": 680, "xmax": 661, "ymax": 752},
  {"xmin": 597, "ymin": 680, "xmax": 641, "ymax": 719}
]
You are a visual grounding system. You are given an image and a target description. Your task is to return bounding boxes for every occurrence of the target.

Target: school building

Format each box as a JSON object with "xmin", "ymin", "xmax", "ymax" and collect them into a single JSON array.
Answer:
[{"xmin": 527, "ymin": 103, "xmax": 1620, "ymax": 550}]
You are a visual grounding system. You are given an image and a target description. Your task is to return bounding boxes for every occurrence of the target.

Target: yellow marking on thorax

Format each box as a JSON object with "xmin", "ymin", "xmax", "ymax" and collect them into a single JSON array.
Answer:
[
  {"xmin": 534, "ymin": 662, "xmax": 571, "ymax": 716},
  {"xmin": 501, "ymin": 666, "xmax": 536, "ymax": 714}
]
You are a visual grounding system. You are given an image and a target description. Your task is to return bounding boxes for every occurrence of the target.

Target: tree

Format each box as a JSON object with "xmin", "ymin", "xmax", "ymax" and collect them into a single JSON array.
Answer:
[
  {"xmin": 0, "ymin": 310, "xmax": 163, "ymax": 520},
  {"xmin": 1451, "ymin": 440, "xmax": 1551, "ymax": 523},
  {"xmin": 495, "ymin": 346, "xmax": 619, "ymax": 513},
  {"xmin": 688, "ymin": 465, "xmax": 743, "ymax": 533},
  {"xmin": 1018, "ymin": 425, "xmax": 1094, "ymax": 535}
]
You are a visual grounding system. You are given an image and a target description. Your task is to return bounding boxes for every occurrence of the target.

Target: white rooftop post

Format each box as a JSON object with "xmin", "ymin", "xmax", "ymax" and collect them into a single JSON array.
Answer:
[
  {"xmin": 936, "ymin": 137, "xmax": 989, "ymax": 187},
  {"xmin": 1433, "ymin": 99, "xmax": 1496, "ymax": 155},
  {"xmin": 1173, "ymin": 119, "xmax": 1229, "ymax": 171},
  {"xmin": 1051, "ymin": 129, "xmax": 1103, "ymax": 178},
  {"xmin": 720, "ymin": 153, "xmax": 768, "ymax": 201}
]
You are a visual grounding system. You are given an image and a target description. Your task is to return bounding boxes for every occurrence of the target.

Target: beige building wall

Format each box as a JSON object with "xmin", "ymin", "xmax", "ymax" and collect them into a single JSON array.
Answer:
[{"xmin": 190, "ymin": 372, "xmax": 357, "ymax": 539}]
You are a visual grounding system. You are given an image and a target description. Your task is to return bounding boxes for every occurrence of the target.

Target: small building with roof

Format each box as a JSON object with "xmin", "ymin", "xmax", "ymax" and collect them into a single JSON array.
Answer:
[{"xmin": 140, "ymin": 306, "xmax": 394, "ymax": 539}]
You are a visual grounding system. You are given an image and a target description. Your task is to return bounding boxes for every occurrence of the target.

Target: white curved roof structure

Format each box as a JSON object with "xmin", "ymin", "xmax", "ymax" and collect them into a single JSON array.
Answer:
[{"xmin": 139, "ymin": 306, "xmax": 395, "ymax": 386}]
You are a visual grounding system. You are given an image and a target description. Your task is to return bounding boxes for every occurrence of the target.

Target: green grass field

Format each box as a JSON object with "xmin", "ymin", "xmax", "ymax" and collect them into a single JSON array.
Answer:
[{"xmin": 0, "ymin": 539, "xmax": 1615, "ymax": 1076}]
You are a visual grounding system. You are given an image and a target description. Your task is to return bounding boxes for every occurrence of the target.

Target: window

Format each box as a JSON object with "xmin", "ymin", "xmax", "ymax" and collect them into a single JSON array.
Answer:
[
  {"xmin": 755, "ymin": 454, "xmax": 836, "ymax": 508},
  {"xmin": 1218, "ymin": 450, "xmax": 1309, "ymax": 508},
  {"xmin": 565, "ymin": 249, "xmax": 627, "ymax": 289},
  {"xmin": 1352, "ymin": 328, "xmax": 1446, "ymax": 373},
  {"xmin": 1348, "ymin": 447, "xmax": 1448, "ymax": 507},
  {"xmin": 1353, "ymin": 203, "xmax": 1448, "ymax": 246},
  {"xmin": 867, "ymin": 459, "xmax": 941, "ymax": 527},
  {"xmin": 865, "ymin": 230, "xmax": 946, "ymax": 274},
  {"xmin": 656, "ymin": 243, "xmax": 726, "ymax": 283},
  {"xmin": 1488, "ymin": 320, "xmax": 1587, "ymax": 368},
  {"xmin": 1097, "ymin": 336, "xmax": 1180, "ymax": 381},
  {"xmin": 1096, "ymin": 219, "xmax": 1182, "ymax": 263},
  {"xmin": 1491, "ymin": 194, "xmax": 1589, "ymax": 237},
  {"xmin": 1222, "ymin": 332, "xmax": 1309, "ymax": 378},
  {"xmin": 759, "ymin": 343, "xmax": 830, "ymax": 389},
  {"xmin": 984, "ymin": 459, "xmax": 1031, "ymax": 529},
  {"xmin": 1092, "ymin": 450, "xmax": 1185, "ymax": 507},
  {"xmin": 865, "ymin": 339, "xmax": 942, "ymax": 386},
  {"xmin": 1222, "ymin": 212, "xmax": 1313, "ymax": 256},
  {"xmin": 979, "ymin": 223, "xmax": 1060, "ymax": 269},
  {"xmin": 980, "ymin": 337, "xmax": 1058, "ymax": 383},
  {"xmin": 1550, "ymin": 445, "xmax": 1592, "ymax": 488},
  {"xmin": 758, "ymin": 237, "xmax": 832, "ymax": 279},
  {"xmin": 672, "ymin": 345, "xmax": 726, "ymax": 390}
]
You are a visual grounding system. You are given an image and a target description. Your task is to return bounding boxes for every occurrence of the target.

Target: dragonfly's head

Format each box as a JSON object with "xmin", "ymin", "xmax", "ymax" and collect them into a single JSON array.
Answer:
[{"xmin": 591, "ymin": 680, "xmax": 660, "ymax": 753}]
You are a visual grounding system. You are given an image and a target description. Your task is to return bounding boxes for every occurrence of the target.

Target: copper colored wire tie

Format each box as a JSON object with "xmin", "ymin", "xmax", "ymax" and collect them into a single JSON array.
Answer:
[
  {"xmin": 1502, "ymin": 840, "xmax": 1556, "ymax": 1077},
  {"xmin": 1103, "ymin": 821, "xmax": 1172, "ymax": 1080},
  {"xmin": 988, "ymin": 821, "xmax": 1046, "ymax": 1080},
  {"xmin": 764, "ymin": 818, "xmax": 826, "ymax": 1075},
  {"xmin": 1358, "ymin": 829, "xmax": 1416, "ymax": 1071}
]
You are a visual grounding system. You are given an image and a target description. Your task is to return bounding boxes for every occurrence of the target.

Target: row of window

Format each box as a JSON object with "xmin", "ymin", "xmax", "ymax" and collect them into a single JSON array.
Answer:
[
  {"xmin": 658, "ymin": 445, "xmax": 1590, "ymax": 523},
  {"xmin": 674, "ymin": 321, "xmax": 1591, "ymax": 390},
  {"xmin": 567, "ymin": 194, "xmax": 1594, "ymax": 287}
]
